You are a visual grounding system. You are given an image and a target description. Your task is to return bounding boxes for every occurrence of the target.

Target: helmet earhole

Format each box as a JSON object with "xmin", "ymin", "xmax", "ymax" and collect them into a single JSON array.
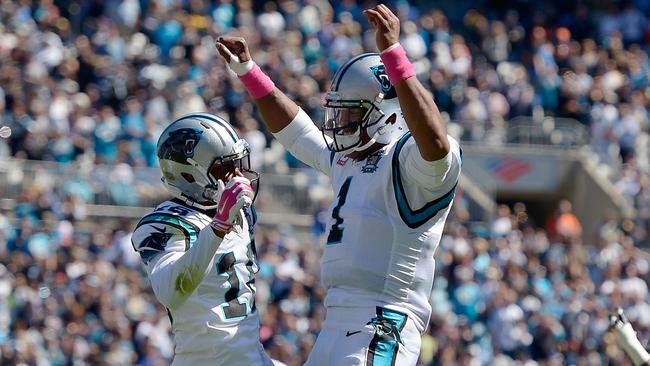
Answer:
[
  {"xmin": 386, "ymin": 114, "xmax": 397, "ymax": 125},
  {"xmin": 181, "ymin": 173, "xmax": 196, "ymax": 183}
]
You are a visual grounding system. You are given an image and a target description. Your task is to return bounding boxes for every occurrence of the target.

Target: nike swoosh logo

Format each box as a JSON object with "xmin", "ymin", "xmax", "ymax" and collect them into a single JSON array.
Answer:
[
  {"xmin": 217, "ymin": 201, "xmax": 227, "ymax": 215},
  {"xmin": 346, "ymin": 330, "xmax": 361, "ymax": 337}
]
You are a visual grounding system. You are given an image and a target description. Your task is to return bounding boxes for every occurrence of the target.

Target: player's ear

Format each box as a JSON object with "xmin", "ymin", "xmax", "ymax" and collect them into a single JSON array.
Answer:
[{"xmin": 386, "ymin": 113, "xmax": 397, "ymax": 125}]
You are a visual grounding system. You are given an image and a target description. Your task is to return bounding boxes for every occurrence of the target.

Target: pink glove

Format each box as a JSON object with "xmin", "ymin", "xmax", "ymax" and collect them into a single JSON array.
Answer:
[{"xmin": 210, "ymin": 177, "xmax": 254, "ymax": 233}]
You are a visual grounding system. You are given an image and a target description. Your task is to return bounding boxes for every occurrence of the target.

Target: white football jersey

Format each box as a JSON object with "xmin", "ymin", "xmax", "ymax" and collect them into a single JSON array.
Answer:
[
  {"xmin": 131, "ymin": 199, "xmax": 271, "ymax": 364},
  {"xmin": 274, "ymin": 109, "xmax": 461, "ymax": 332}
]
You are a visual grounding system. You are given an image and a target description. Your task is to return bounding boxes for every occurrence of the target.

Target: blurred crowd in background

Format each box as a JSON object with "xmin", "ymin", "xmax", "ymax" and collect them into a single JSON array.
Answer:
[
  {"xmin": 0, "ymin": 0, "xmax": 648, "ymax": 222},
  {"xmin": 2, "ymin": 182, "xmax": 649, "ymax": 365},
  {"xmin": 1, "ymin": 0, "xmax": 650, "ymax": 365}
]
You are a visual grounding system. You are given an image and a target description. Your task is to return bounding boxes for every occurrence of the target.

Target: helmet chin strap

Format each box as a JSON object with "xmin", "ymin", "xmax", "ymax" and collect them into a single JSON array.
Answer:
[
  {"xmin": 162, "ymin": 177, "xmax": 219, "ymax": 210},
  {"xmin": 181, "ymin": 194, "xmax": 218, "ymax": 210},
  {"xmin": 351, "ymin": 137, "xmax": 377, "ymax": 152}
]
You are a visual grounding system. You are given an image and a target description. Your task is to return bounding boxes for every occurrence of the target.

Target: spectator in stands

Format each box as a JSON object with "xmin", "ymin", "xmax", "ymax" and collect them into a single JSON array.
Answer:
[{"xmin": 546, "ymin": 199, "xmax": 583, "ymax": 240}]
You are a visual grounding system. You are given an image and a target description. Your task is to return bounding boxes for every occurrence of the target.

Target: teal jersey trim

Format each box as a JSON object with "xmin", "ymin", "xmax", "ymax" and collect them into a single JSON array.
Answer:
[
  {"xmin": 366, "ymin": 307, "xmax": 408, "ymax": 366},
  {"xmin": 243, "ymin": 206, "xmax": 257, "ymax": 237},
  {"xmin": 391, "ymin": 132, "xmax": 457, "ymax": 229},
  {"xmin": 138, "ymin": 213, "xmax": 200, "ymax": 251}
]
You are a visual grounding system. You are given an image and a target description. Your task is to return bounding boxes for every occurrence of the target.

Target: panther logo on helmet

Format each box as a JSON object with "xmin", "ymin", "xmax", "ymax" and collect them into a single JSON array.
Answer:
[
  {"xmin": 158, "ymin": 128, "xmax": 203, "ymax": 165},
  {"xmin": 370, "ymin": 64, "xmax": 397, "ymax": 99},
  {"xmin": 323, "ymin": 53, "xmax": 406, "ymax": 152},
  {"xmin": 156, "ymin": 113, "xmax": 260, "ymax": 210}
]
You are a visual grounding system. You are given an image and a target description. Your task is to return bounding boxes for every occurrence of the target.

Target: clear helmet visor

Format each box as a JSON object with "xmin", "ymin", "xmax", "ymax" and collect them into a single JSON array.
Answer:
[
  {"xmin": 205, "ymin": 148, "xmax": 260, "ymax": 203},
  {"xmin": 321, "ymin": 98, "xmax": 375, "ymax": 151},
  {"xmin": 323, "ymin": 105, "xmax": 368, "ymax": 136}
]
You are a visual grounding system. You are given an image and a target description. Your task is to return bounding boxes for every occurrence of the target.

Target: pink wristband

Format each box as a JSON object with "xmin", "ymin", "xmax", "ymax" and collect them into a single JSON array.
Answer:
[
  {"xmin": 239, "ymin": 63, "xmax": 275, "ymax": 99},
  {"xmin": 380, "ymin": 44, "xmax": 415, "ymax": 85}
]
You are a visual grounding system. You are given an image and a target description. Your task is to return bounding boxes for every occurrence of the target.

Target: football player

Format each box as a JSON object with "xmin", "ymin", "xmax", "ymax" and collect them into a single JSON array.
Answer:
[
  {"xmin": 216, "ymin": 4, "xmax": 461, "ymax": 365},
  {"xmin": 131, "ymin": 113, "xmax": 277, "ymax": 365}
]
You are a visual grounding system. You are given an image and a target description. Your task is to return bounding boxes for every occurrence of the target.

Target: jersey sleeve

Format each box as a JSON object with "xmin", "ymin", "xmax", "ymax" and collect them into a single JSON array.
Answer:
[
  {"xmin": 272, "ymin": 108, "xmax": 334, "ymax": 176},
  {"xmin": 397, "ymin": 134, "xmax": 462, "ymax": 193},
  {"xmin": 132, "ymin": 222, "xmax": 223, "ymax": 309},
  {"xmin": 392, "ymin": 133, "xmax": 462, "ymax": 228}
]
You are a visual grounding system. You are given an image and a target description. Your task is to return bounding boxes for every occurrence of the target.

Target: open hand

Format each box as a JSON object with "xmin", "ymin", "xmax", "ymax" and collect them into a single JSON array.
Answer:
[{"xmin": 363, "ymin": 4, "xmax": 400, "ymax": 52}]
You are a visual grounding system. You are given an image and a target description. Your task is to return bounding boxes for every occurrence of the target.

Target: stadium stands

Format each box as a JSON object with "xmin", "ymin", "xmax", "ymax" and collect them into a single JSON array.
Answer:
[{"xmin": 0, "ymin": 0, "xmax": 649, "ymax": 365}]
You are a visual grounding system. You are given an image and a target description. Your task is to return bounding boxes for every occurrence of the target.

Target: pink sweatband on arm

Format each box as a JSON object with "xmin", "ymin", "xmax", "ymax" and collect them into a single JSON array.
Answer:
[
  {"xmin": 239, "ymin": 63, "xmax": 275, "ymax": 99},
  {"xmin": 380, "ymin": 43, "xmax": 416, "ymax": 85}
]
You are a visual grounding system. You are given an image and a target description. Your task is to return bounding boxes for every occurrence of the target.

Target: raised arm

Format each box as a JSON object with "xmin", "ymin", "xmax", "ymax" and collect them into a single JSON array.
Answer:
[
  {"xmin": 364, "ymin": 4, "xmax": 449, "ymax": 161},
  {"xmin": 611, "ymin": 308, "xmax": 650, "ymax": 366},
  {"xmin": 215, "ymin": 37, "xmax": 334, "ymax": 175},
  {"xmin": 216, "ymin": 37, "xmax": 298, "ymax": 133}
]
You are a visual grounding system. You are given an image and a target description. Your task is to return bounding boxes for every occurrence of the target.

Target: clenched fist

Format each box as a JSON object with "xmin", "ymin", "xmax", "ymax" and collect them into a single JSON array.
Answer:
[
  {"xmin": 216, "ymin": 36, "xmax": 255, "ymax": 76},
  {"xmin": 216, "ymin": 37, "xmax": 251, "ymax": 63}
]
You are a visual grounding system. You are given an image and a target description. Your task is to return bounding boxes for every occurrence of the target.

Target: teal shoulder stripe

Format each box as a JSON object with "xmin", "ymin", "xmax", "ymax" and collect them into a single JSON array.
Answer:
[
  {"xmin": 391, "ymin": 133, "xmax": 456, "ymax": 229},
  {"xmin": 330, "ymin": 150, "xmax": 336, "ymax": 166},
  {"xmin": 138, "ymin": 213, "xmax": 200, "ymax": 250}
]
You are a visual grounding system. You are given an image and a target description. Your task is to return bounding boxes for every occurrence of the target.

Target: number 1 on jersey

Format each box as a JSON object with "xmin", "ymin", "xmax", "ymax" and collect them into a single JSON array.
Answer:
[{"xmin": 327, "ymin": 176, "xmax": 352, "ymax": 245}]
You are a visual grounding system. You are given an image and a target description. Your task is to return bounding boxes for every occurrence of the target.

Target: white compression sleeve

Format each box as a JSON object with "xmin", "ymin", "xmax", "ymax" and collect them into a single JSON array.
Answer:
[
  {"xmin": 147, "ymin": 227, "xmax": 223, "ymax": 309},
  {"xmin": 620, "ymin": 328, "xmax": 650, "ymax": 366},
  {"xmin": 272, "ymin": 108, "xmax": 333, "ymax": 176}
]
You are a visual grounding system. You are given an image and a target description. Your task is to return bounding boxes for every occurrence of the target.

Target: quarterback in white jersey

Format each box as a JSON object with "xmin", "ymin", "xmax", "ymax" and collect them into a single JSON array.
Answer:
[
  {"xmin": 217, "ymin": 4, "xmax": 460, "ymax": 365},
  {"xmin": 131, "ymin": 113, "xmax": 275, "ymax": 366}
]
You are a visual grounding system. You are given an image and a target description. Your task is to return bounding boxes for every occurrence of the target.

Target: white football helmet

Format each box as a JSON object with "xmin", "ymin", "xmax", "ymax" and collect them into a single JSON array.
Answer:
[
  {"xmin": 322, "ymin": 53, "xmax": 407, "ymax": 152},
  {"xmin": 157, "ymin": 113, "xmax": 259, "ymax": 210}
]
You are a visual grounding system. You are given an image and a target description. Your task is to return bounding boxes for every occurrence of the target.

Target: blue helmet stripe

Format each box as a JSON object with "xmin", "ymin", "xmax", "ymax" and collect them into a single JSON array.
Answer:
[
  {"xmin": 174, "ymin": 113, "xmax": 239, "ymax": 143},
  {"xmin": 333, "ymin": 53, "xmax": 380, "ymax": 91}
]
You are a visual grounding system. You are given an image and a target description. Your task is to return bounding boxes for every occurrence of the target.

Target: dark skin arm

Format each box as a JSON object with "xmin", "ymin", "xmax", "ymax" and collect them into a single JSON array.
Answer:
[
  {"xmin": 364, "ymin": 4, "xmax": 450, "ymax": 161},
  {"xmin": 215, "ymin": 37, "xmax": 299, "ymax": 134}
]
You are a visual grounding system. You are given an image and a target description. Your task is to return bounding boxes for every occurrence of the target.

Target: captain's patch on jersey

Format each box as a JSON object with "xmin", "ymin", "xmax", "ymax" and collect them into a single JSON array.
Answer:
[{"xmin": 362, "ymin": 151, "xmax": 383, "ymax": 173}]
